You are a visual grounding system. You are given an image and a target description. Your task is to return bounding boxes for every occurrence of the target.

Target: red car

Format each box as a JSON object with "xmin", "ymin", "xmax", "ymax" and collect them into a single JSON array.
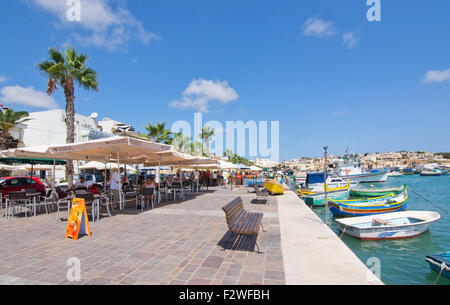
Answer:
[{"xmin": 0, "ymin": 177, "xmax": 47, "ymax": 198}]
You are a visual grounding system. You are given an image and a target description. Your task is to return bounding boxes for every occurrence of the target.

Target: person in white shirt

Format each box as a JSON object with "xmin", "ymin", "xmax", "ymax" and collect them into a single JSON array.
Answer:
[
  {"xmin": 110, "ymin": 168, "xmax": 121, "ymax": 209},
  {"xmin": 213, "ymin": 172, "xmax": 218, "ymax": 186},
  {"xmin": 223, "ymin": 171, "xmax": 229, "ymax": 188},
  {"xmin": 74, "ymin": 177, "xmax": 88, "ymax": 189}
]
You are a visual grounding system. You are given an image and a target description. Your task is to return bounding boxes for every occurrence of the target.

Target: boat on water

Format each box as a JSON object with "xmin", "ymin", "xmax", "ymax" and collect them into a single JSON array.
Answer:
[
  {"xmin": 303, "ymin": 189, "xmax": 350, "ymax": 207},
  {"xmin": 401, "ymin": 168, "xmax": 416, "ymax": 175},
  {"xmin": 420, "ymin": 169, "xmax": 446, "ymax": 176},
  {"xmin": 294, "ymin": 173, "xmax": 307, "ymax": 187},
  {"xmin": 263, "ymin": 179, "xmax": 285, "ymax": 195},
  {"xmin": 425, "ymin": 252, "xmax": 450, "ymax": 280},
  {"xmin": 298, "ymin": 173, "xmax": 351, "ymax": 207},
  {"xmin": 389, "ymin": 171, "xmax": 403, "ymax": 177},
  {"xmin": 335, "ymin": 211, "xmax": 441, "ymax": 240},
  {"xmin": 350, "ymin": 184, "xmax": 407, "ymax": 198},
  {"xmin": 333, "ymin": 152, "xmax": 389, "ymax": 183},
  {"xmin": 329, "ymin": 189, "xmax": 408, "ymax": 217}
]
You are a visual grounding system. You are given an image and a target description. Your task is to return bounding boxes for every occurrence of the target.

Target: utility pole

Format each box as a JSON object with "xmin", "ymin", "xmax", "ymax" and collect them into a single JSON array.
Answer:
[{"xmin": 324, "ymin": 146, "xmax": 330, "ymax": 226}]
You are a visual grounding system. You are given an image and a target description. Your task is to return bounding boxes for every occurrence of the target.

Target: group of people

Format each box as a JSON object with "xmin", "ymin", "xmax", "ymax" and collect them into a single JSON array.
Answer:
[{"xmin": 72, "ymin": 168, "xmax": 243, "ymax": 211}]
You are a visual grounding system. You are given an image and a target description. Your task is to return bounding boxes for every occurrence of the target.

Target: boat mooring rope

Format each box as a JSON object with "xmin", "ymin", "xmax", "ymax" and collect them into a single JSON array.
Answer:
[
  {"xmin": 393, "ymin": 177, "xmax": 448, "ymax": 214},
  {"xmin": 339, "ymin": 224, "xmax": 348, "ymax": 239},
  {"xmin": 433, "ymin": 262, "xmax": 446, "ymax": 285},
  {"xmin": 425, "ymin": 258, "xmax": 449, "ymax": 285}
]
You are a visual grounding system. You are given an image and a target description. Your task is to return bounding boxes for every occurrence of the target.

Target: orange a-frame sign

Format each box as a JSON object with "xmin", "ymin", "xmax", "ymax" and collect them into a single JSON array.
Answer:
[{"xmin": 65, "ymin": 198, "xmax": 92, "ymax": 240}]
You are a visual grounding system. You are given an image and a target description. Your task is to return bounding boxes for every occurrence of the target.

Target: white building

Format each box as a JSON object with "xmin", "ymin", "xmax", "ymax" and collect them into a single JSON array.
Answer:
[
  {"xmin": 255, "ymin": 158, "xmax": 279, "ymax": 168},
  {"xmin": 23, "ymin": 110, "xmax": 114, "ymax": 146},
  {"xmin": 22, "ymin": 109, "xmax": 138, "ymax": 182}
]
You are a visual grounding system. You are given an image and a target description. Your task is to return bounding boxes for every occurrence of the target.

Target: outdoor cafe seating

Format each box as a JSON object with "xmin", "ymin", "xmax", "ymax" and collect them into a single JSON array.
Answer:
[{"xmin": 5, "ymin": 191, "xmax": 33, "ymax": 219}]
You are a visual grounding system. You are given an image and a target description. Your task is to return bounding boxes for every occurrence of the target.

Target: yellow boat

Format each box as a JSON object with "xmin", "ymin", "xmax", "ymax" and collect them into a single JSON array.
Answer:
[
  {"xmin": 297, "ymin": 180, "xmax": 350, "ymax": 196},
  {"xmin": 263, "ymin": 179, "xmax": 285, "ymax": 195}
]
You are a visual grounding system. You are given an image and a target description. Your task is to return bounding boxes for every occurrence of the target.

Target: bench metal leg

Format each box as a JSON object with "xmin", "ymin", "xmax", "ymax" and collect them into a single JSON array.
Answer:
[
  {"xmin": 244, "ymin": 234, "xmax": 262, "ymax": 254},
  {"xmin": 261, "ymin": 223, "xmax": 266, "ymax": 232}
]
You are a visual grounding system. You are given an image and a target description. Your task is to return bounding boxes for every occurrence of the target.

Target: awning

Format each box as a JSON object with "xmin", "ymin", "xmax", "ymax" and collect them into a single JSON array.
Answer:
[
  {"xmin": 0, "ymin": 157, "xmax": 67, "ymax": 165},
  {"xmin": 48, "ymin": 136, "xmax": 172, "ymax": 163}
]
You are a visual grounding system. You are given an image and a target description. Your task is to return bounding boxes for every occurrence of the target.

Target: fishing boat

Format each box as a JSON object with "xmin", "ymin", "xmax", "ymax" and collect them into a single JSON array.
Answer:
[
  {"xmin": 425, "ymin": 252, "xmax": 450, "ymax": 279},
  {"xmin": 335, "ymin": 211, "xmax": 441, "ymax": 240},
  {"xmin": 420, "ymin": 169, "xmax": 445, "ymax": 176},
  {"xmin": 334, "ymin": 152, "xmax": 389, "ymax": 183},
  {"xmin": 298, "ymin": 173, "xmax": 351, "ymax": 206},
  {"xmin": 298, "ymin": 173, "xmax": 351, "ymax": 194},
  {"xmin": 302, "ymin": 189, "xmax": 350, "ymax": 207},
  {"xmin": 329, "ymin": 189, "xmax": 408, "ymax": 217},
  {"xmin": 389, "ymin": 171, "xmax": 403, "ymax": 177},
  {"xmin": 263, "ymin": 179, "xmax": 285, "ymax": 195},
  {"xmin": 350, "ymin": 184, "xmax": 407, "ymax": 198},
  {"xmin": 401, "ymin": 168, "xmax": 416, "ymax": 175}
]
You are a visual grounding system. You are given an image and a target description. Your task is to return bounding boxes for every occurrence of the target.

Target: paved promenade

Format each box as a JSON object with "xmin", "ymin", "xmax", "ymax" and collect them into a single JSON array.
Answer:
[
  {"xmin": 0, "ymin": 186, "xmax": 382, "ymax": 285},
  {"xmin": 0, "ymin": 187, "xmax": 284, "ymax": 285}
]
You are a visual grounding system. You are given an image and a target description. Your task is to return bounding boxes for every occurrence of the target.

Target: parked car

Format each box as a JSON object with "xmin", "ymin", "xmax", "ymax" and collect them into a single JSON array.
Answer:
[
  {"xmin": 0, "ymin": 177, "xmax": 47, "ymax": 197},
  {"xmin": 73, "ymin": 173, "xmax": 104, "ymax": 187}
]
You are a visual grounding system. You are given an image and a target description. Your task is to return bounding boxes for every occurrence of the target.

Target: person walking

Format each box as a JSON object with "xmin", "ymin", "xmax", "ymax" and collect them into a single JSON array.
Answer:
[{"xmin": 110, "ymin": 168, "xmax": 121, "ymax": 210}]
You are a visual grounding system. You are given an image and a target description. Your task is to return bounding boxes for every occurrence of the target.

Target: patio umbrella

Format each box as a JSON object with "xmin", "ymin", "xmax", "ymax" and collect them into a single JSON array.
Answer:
[
  {"xmin": 236, "ymin": 163, "xmax": 250, "ymax": 170},
  {"xmin": 48, "ymin": 136, "xmax": 172, "ymax": 211},
  {"xmin": 218, "ymin": 160, "xmax": 239, "ymax": 170}
]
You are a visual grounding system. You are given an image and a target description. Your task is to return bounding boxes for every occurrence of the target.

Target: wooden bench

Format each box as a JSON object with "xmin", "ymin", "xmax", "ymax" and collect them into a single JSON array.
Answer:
[
  {"xmin": 222, "ymin": 197, "xmax": 265, "ymax": 253},
  {"xmin": 253, "ymin": 185, "xmax": 269, "ymax": 203}
]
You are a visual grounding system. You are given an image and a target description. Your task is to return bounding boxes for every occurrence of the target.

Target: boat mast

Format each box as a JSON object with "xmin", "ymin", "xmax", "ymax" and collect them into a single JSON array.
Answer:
[{"xmin": 324, "ymin": 146, "xmax": 330, "ymax": 226}]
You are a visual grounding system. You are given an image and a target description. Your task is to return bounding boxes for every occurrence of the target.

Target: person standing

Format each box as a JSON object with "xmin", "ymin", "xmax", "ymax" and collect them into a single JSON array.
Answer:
[
  {"xmin": 223, "ymin": 171, "xmax": 229, "ymax": 188},
  {"xmin": 205, "ymin": 171, "xmax": 211, "ymax": 187},
  {"xmin": 213, "ymin": 171, "xmax": 218, "ymax": 186},
  {"xmin": 110, "ymin": 168, "xmax": 121, "ymax": 210}
]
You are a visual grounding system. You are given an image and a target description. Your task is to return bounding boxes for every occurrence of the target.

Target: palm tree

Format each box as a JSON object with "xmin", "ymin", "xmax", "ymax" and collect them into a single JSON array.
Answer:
[
  {"xmin": 38, "ymin": 47, "xmax": 98, "ymax": 188},
  {"xmin": 200, "ymin": 126, "xmax": 215, "ymax": 156},
  {"xmin": 0, "ymin": 108, "xmax": 30, "ymax": 150},
  {"xmin": 173, "ymin": 131, "xmax": 192, "ymax": 153},
  {"xmin": 145, "ymin": 122, "xmax": 173, "ymax": 144}
]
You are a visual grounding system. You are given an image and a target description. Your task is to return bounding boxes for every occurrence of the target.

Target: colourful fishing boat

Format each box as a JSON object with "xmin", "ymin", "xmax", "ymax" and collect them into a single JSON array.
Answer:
[
  {"xmin": 350, "ymin": 184, "xmax": 407, "ymax": 198},
  {"xmin": 425, "ymin": 252, "xmax": 450, "ymax": 280},
  {"xmin": 335, "ymin": 211, "xmax": 441, "ymax": 240},
  {"xmin": 303, "ymin": 189, "xmax": 350, "ymax": 207},
  {"xmin": 263, "ymin": 179, "xmax": 285, "ymax": 195},
  {"xmin": 329, "ymin": 190, "xmax": 408, "ymax": 217}
]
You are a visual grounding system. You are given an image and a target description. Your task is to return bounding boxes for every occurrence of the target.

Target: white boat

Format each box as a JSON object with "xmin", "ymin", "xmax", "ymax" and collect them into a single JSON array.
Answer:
[
  {"xmin": 333, "ymin": 152, "xmax": 389, "ymax": 183},
  {"xmin": 335, "ymin": 211, "xmax": 441, "ymax": 240},
  {"xmin": 388, "ymin": 171, "xmax": 403, "ymax": 177},
  {"xmin": 304, "ymin": 174, "xmax": 352, "ymax": 193}
]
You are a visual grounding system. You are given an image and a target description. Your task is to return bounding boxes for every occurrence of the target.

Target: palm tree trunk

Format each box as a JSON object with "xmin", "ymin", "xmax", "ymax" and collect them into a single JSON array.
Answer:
[
  {"xmin": 64, "ymin": 77, "xmax": 75, "ymax": 189},
  {"xmin": 205, "ymin": 138, "xmax": 210, "ymax": 156}
]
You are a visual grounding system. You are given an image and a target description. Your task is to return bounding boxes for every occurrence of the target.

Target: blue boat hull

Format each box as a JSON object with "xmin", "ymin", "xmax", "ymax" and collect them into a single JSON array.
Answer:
[
  {"xmin": 426, "ymin": 252, "xmax": 450, "ymax": 279},
  {"xmin": 329, "ymin": 203, "xmax": 408, "ymax": 217}
]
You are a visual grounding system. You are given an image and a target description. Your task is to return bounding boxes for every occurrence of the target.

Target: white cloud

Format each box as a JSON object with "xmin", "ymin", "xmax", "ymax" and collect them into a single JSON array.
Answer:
[
  {"xmin": 302, "ymin": 17, "xmax": 337, "ymax": 38},
  {"xmin": 342, "ymin": 31, "xmax": 358, "ymax": 49},
  {"xmin": 0, "ymin": 86, "xmax": 59, "ymax": 109},
  {"xmin": 169, "ymin": 79, "xmax": 239, "ymax": 113},
  {"xmin": 28, "ymin": 0, "xmax": 159, "ymax": 50},
  {"xmin": 421, "ymin": 69, "xmax": 450, "ymax": 84},
  {"xmin": 0, "ymin": 76, "xmax": 8, "ymax": 83}
]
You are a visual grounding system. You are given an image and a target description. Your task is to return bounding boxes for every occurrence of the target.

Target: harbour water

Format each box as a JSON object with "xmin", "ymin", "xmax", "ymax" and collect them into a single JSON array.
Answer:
[{"xmin": 311, "ymin": 175, "xmax": 450, "ymax": 285}]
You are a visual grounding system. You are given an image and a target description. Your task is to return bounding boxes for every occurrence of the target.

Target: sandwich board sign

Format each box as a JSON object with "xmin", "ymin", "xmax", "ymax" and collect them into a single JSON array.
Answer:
[{"xmin": 65, "ymin": 198, "xmax": 92, "ymax": 240}]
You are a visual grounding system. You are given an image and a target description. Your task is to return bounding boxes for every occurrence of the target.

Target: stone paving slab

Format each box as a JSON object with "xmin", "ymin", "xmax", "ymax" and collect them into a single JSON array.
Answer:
[{"xmin": 0, "ymin": 186, "xmax": 285, "ymax": 285}]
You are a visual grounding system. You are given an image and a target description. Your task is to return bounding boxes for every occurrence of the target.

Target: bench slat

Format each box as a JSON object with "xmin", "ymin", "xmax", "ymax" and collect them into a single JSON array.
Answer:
[{"xmin": 223, "ymin": 197, "xmax": 264, "ymax": 235}]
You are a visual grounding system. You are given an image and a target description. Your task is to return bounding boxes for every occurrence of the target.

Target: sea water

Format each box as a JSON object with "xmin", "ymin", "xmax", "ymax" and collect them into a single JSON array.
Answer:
[{"xmin": 311, "ymin": 175, "xmax": 450, "ymax": 285}]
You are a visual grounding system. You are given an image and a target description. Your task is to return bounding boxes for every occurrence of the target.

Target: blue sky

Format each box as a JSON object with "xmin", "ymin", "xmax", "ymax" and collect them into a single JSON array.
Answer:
[{"xmin": 0, "ymin": 0, "xmax": 449, "ymax": 160}]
